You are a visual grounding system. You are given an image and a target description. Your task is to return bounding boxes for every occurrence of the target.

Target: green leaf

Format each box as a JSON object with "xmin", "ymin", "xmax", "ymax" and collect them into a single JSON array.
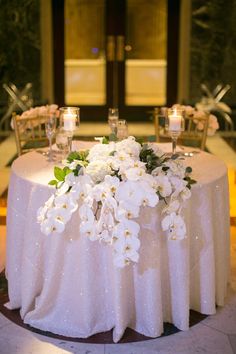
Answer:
[
  {"xmin": 67, "ymin": 151, "xmax": 80, "ymax": 162},
  {"xmin": 184, "ymin": 176, "xmax": 197, "ymax": 189},
  {"xmin": 171, "ymin": 154, "xmax": 179, "ymax": 160},
  {"xmin": 77, "ymin": 160, "xmax": 88, "ymax": 168},
  {"xmin": 73, "ymin": 166, "xmax": 80, "ymax": 176},
  {"xmin": 48, "ymin": 179, "xmax": 57, "ymax": 186},
  {"xmin": 63, "ymin": 166, "xmax": 72, "ymax": 175},
  {"xmin": 135, "ymin": 136, "xmax": 144, "ymax": 145},
  {"xmin": 54, "ymin": 166, "xmax": 65, "ymax": 181},
  {"xmin": 66, "ymin": 150, "xmax": 89, "ymax": 164},
  {"xmin": 102, "ymin": 136, "xmax": 109, "ymax": 144},
  {"xmin": 108, "ymin": 133, "xmax": 118, "ymax": 142},
  {"xmin": 185, "ymin": 166, "xmax": 192, "ymax": 174},
  {"xmin": 109, "ymin": 150, "xmax": 116, "ymax": 156},
  {"xmin": 78, "ymin": 150, "xmax": 89, "ymax": 161}
]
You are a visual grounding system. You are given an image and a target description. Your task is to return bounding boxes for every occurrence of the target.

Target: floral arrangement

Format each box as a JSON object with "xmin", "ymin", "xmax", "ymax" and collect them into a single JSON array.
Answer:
[
  {"xmin": 11, "ymin": 104, "xmax": 59, "ymax": 132},
  {"xmin": 20, "ymin": 104, "xmax": 59, "ymax": 118},
  {"xmin": 37, "ymin": 137, "xmax": 196, "ymax": 268},
  {"xmin": 172, "ymin": 104, "xmax": 219, "ymax": 136}
]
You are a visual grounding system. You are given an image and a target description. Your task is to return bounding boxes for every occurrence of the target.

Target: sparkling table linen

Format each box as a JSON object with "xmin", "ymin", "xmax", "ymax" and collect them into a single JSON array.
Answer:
[{"xmin": 5, "ymin": 143, "xmax": 230, "ymax": 342}]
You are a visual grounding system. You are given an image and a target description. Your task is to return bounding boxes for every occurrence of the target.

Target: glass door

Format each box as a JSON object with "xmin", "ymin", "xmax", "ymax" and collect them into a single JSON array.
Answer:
[
  {"xmin": 53, "ymin": 0, "xmax": 179, "ymax": 121},
  {"xmin": 125, "ymin": 0, "xmax": 167, "ymax": 107},
  {"xmin": 64, "ymin": 0, "xmax": 106, "ymax": 107},
  {"xmin": 116, "ymin": 0, "xmax": 168, "ymax": 120}
]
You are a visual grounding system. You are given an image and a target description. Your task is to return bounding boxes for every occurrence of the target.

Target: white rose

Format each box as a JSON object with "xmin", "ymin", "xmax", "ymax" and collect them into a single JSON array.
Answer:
[{"xmin": 86, "ymin": 160, "xmax": 112, "ymax": 183}]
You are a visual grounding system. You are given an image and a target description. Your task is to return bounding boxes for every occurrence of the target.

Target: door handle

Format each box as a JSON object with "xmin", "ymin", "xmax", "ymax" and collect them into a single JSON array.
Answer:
[
  {"xmin": 116, "ymin": 35, "xmax": 124, "ymax": 61},
  {"xmin": 107, "ymin": 35, "xmax": 115, "ymax": 61}
]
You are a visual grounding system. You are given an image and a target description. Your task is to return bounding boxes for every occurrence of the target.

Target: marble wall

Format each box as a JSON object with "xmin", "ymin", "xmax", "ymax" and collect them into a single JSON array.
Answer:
[
  {"xmin": 190, "ymin": 0, "xmax": 236, "ymax": 105},
  {"xmin": 0, "ymin": 0, "xmax": 41, "ymax": 105}
]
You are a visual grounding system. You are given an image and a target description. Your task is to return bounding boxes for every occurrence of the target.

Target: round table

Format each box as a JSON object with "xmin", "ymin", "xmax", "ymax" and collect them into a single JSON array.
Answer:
[{"xmin": 5, "ymin": 144, "xmax": 230, "ymax": 342}]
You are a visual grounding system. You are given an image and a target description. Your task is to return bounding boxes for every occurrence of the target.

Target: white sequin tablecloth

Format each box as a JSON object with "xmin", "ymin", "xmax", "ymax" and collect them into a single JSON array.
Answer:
[{"xmin": 5, "ymin": 143, "xmax": 230, "ymax": 342}]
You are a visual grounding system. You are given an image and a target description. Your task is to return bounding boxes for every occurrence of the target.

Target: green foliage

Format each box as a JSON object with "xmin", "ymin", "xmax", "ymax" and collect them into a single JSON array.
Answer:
[
  {"xmin": 0, "ymin": 0, "xmax": 41, "ymax": 101},
  {"xmin": 140, "ymin": 143, "xmax": 197, "ymax": 191},
  {"xmin": 67, "ymin": 150, "xmax": 89, "ymax": 163},
  {"xmin": 171, "ymin": 154, "xmax": 179, "ymax": 160},
  {"xmin": 54, "ymin": 166, "xmax": 67, "ymax": 181},
  {"xmin": 139, "ymin": 144, "xmax": 165, "ymax": 174},
  {"xmin": 184, "ymin": 166, "xmax": 196, "ymax": 188},
  {"xmin": 135, "ymin": 137, "xmax": 145, "ymax": 145},
  {"xmin": 48, "ymin": 166, "xmax": 72, "ymax": 188},
  {"xmin": 184, "ymin": 176, "xmax": 197, "ymax": 189},
  {"xmin": 185, "ymin": 166, "xmax": 192, "ymax": 174},
  {"xmin": 48, "ymin": 150, "xmax": 90, "ymax": 187},
  {"xmin": 48, "ymin": 179, "xmax": 57, "ymax": 186},
  {"xmin": 190, "ymin": 0, "xmax": 236, "ymax": 104},
  {"xmin": 102, "ymin": 136, "xmax": 110, "ymax": 144},
  {"xmin": 108, "ymin": 133, "xmax": 118, "ymax": 142}
]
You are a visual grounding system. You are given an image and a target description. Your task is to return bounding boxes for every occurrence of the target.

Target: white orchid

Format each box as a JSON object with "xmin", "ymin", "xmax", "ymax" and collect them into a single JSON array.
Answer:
[
  {"xmin": 66, "ymin": 160, "xmax": 81, "ymax": 171},
  {"xmin": 80, "ymin": 220, "xmax": 99, "ymax": 241},
  {"xmin": 162, "ymin": 199, "xmax": 180, "ymax": 214},
  {"xmin": 116, "ymin": 200, "xmax": 140, "ymax": 221},
  {"xmin": 103, "ymin": 175, "xmax": 120, "ymax": 194},
  {"xmin": 124, "ymin": 166, "xmax": 146, "ymax": 181},
  {"xmin": 180, "ymin": 187, "xmax": 191, "ymax": 201},
  {"xmin": 170, "ymin": 176, "xmax": 188, "ymax": 198},
  {"xmin": 115, "ymin": 180, "xmax": 144, "ymax": 206},
  {"xmin": 38, "ymin": 137, "xmax": 195, "ymax": 267},
  {"xmin": 138, "ymin": 180, "xmax": 159, "ymax": 207},
  {"xmin": 147, "ymin": 143, "xmax": 164, "ymax": 158},
  {"xmin": 155, "ymin": 175, "xmax": 172, "ymax": 198},
  {"xmin": 37, "ymin": 205, "xmax": 48, "ymax": 223},
  {"xmin": 70, "ymin": 175, "xmax": 93, "ymax": 202},
  {"xmin": 45, "ymin": 195, "xmax": 55, "ymax": 208},
  {"xmin": 79, "ymin": 204, "xmax": 95, "ymax": 223},
  {"xmin": 47, "ymin": 206, "xmax": 72, "ymax": 224},
  {"xmin": 113, "ymin": 237, "xmax": 140, "ymax": 266},
  {"xmin": 112, "ymin": 219, "xmax": 140, "ymax": 241},
  {"xmin": 110, "ymin": 153, "xmax": 134, "ymax": 174},
  {"xmin": 142, "ymin": 173, "xmax": 158, "ymax": 188},
  {"xmin": 40, "ymin": 217, "xmax": 65, "ymax": 236},
  {"xmin": 92, "ymin": 183, "xmax": 112, "ymax": 202},
  {"xmin": 54, "ymin": 194, "xmax": 78, "ymax": 213},
  {"xmin": 65, "ymin": 172, "xmax": 79, "ymax": 186},
  {"xmin": 113, "ymin": 236, "xmax": 140, "ymax": 255},
  {"xmin": 113, "ymin": 229, "xmax": 141, "ymax": 267},
  {"xmin": 113, "ymin": 253, "xmax": 131, "ymax": 268},
  {"xmin": 165, "ymin": 160, "xmax": 185, "ymax": 179},
  {"xmin": 96, "ymin": 206, "xmax": 115, "ymax": 243},
  {"xmin": 161, "ymin": 212, "xmax": 186, "ymax": 240},
  {"xmin": 55, "ymin": 181, "xmax": 70, "ymax": 196},
  {"xmin": 152, "ymin": 166, "xmax": 166, "ymax": 176},
  {"xmin": 165, "ymin": 160, "xmax": 186, "ymax": 179}
]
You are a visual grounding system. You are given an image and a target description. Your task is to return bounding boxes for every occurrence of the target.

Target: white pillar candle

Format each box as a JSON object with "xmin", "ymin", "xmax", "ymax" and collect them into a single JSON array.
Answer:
[
  {"xmin": 63, "ymin": 113, "xmax": 76, "ymax": 131},
  {"xmin": 169, "ymin": 114, "xmax": 182, "ymax": 131}
]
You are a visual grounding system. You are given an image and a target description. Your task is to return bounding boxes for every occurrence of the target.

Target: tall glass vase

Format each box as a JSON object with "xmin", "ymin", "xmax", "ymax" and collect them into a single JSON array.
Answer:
[
  {"xmin": 59, "ymin": 107, "xmax": 80, "ymax": 152},
  {"xmin": 166, "ymin": 108, "xmax": 185, "ymax": 154}
]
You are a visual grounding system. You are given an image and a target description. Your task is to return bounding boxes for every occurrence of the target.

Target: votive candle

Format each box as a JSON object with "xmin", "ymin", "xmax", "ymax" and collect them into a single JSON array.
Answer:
[
  {"xmin": 63, "ymin": 112, "xmax": 76, "ymax": 131},
  {"xmin": 168, "ymin": 113, "xmax": 182, "ymax": 131}
]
